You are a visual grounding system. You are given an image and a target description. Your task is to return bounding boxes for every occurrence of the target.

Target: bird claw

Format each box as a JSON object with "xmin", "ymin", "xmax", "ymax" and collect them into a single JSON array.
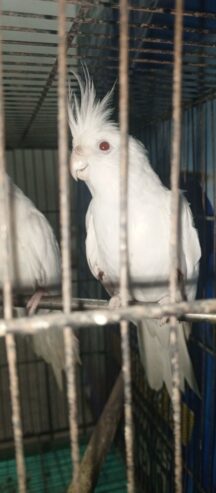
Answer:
[
  {"xmin": 158, "ymin": 296, "xmax": 171, "ymax": 326},
  {"xmin": 158, "ymin": 290, "xmax": 183, "ymax": 326},
  {"xmin": 27, "ymin": 289, "xmax": 47, "ymax": 316},
  {"xmin": 109, "ymin": 295, "xmax": 121, "ymax": 310},
  {"xmin": 159, "ymin": 316, "xmax": 170, "ymax": 326}
]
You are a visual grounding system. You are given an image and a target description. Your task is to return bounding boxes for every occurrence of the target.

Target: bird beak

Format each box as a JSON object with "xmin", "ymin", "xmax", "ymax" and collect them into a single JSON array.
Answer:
[{"xmin": 70, "ymin": 152, "xmax": 89, "ymax": 182}]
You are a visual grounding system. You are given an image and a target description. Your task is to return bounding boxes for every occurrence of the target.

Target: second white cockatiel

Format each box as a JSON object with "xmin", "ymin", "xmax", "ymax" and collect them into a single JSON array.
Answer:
[
  {"xmin": 68, "ymin": 70, "xmax": 201, "ymax": 398},
  {"xmin": 2, "ymin": 175, "xmax": 79, "ymax": 389}
]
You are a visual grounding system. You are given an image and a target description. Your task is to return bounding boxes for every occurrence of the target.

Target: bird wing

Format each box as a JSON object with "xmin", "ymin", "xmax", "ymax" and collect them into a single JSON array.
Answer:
[
  {"xmin": 137, "ymin": 318, "xmax": 199, "ymax": 397},
  {"xmin": 31, "ymin": 309, "xmax": 80, "ymax": 390},
  {"xmin": 181, "ymin": 195, "xmax": 201, "ymax": 299},
  {"xmin": 85, "ymin": 200, "xmax": 100, "ymax": 280},
  {"xmin": 137, "ymin": 196, "xmax": 201, "ymax": 397},
  {"xmin": 7, "ymin": 178, "xmax": 66, "ymax": 390},
  {"xmin": 86, "ymin": 201, "xmax": 115, "ymax": 296},
  {"xmin": 6, "ymin": 178, "xmax": 61, "ymax": 291},
  {"xmin": 16, "ymin": 209, "xmax": 61, "ymax": 290}
]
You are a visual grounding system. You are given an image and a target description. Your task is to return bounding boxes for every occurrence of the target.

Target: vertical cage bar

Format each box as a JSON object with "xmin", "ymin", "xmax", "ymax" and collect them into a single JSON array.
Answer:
[
  {"xmin": 57, "ymin": 0, "xmax": 79, "ymax": 486},
  {"xmin": 169, "ymin": 1, "xmax": 184, "ymax": 493},
  {"xmin": 119, "ymin": 1, "xmax": 135, "ymax": 492},
  {"xmin": 0, "ymin": 4, "xmax": 26, "ymax": 492}
]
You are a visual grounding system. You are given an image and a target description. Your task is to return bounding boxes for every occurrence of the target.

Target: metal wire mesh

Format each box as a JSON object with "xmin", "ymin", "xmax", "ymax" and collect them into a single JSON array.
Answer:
[
  {"xmin": 1, "ymin": 1, "xmax": 216, "ymax": 493},
  {"xmin": 140, "ymin": 94, "xmax": 216, "ymax": 493}
]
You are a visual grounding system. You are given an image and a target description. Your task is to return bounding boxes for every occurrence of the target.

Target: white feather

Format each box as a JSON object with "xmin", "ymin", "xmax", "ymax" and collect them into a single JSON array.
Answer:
[
  {"xmin": 1, "ymin": 176, "xmax": 61, "ymax": 290},
  {"xmin": 31, "ymin": 310, "xmax": 80, "ymax": 390},
  {"xmin": 68, "ymin": 70, "xmax": 201, "ymax": 397},
  {"xmin": 68, "ymin": 67, "xmax": 116, "ymax": 144},
  {"xmin": 3, "ymin": 176, "xmax": 80, "ymax": 389}
]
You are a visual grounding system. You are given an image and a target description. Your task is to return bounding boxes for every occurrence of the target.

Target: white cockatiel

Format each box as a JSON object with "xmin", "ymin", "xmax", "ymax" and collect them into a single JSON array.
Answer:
[
  {"xmin": 68, "ymin": 70, "xmax": 201, "ymax": 397},
  {"xmin": 1, "ymin": 174, "xmax": 79, "ymax": 389}
]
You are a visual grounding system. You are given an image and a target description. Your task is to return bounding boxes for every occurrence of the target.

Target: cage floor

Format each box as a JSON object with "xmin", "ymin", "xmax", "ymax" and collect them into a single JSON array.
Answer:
[{"xmin": 0, "ymin": 442, "xmax": 127, "ymax": 492}]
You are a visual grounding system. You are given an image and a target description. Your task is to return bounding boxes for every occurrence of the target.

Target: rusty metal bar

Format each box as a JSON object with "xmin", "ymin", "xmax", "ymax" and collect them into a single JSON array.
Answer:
[
  {"xmin": 3, "ymin": 2, "xmax": 216, "ymax": 20},
  {"xmin": 4, "ymin": 13, "xmax": 216, "ymax": 38},
  {"xmin": 4, "ymin": 336, "xmax": 26, "ymax": 492},
  {"xmin": 119, "ymin": 0, "xmax": 135, "ymax": 492},
  {"xmin": 4, "ymin": 42, "xmax": 216, "ymax": 61},
  {"xmin": 57, "ymin": 0, "xmax": 79, "ymax": 488},
  {"xmin": 3, "ymin": 17, "xmax": 216, "ymax": 54},
  {"xmin": 4, "ymin": 51, "xmax": 216, "ymax": 74},
  {"xmin": 11, "ymin": 296, "xmax": 216, "ymax": 324},
  {"xmin": 0, "ymin": 298, "xmax": 214, "ymax": 336},
  {"xmin": 169, "ymin": 0, "xmax": 184, "ymax": 492},
  {"xmin": 4, "ymin": 30, "xmax": 216, "ymax": 51},
  {"xmin": 3, "ymin": 13, "xmax": 215, "ymax": 37},
  {"xmin": 0, "ymin": 3, "xmax": 26, "ymax": 492},
  {"xmin": 54, "ymin": 16, "xmax": 216, "ymax": 36},
  {"xmin": 111, "ymin": 4, "xmax": 216, "ymax": 20}
]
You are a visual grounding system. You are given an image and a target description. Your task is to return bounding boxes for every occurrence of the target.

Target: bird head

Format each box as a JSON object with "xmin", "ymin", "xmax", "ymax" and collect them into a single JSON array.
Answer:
[
  {"xmin": 68, "ymin": 68, "xmax": 156, "ymax": 197},
  {"xmin": 68, "ymin": 69, "xmax": 121, "ymax": 195}
]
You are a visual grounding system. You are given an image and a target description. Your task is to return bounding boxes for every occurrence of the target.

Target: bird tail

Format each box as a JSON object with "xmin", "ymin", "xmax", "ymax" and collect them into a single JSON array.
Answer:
[
  {"xmin": 31, "ymin": 310, "xmax": 81, "ymax": 390},
  {"xmin": 15, "ymin": 307, "xmax": 80, "ymax": 390},
  {"xmin": 32, "ymin": 324, "xmax": 66, "ymax": 390},
  {"xmin": 137, "ymin": 318, "xmax": 199, "ymax": 398}
]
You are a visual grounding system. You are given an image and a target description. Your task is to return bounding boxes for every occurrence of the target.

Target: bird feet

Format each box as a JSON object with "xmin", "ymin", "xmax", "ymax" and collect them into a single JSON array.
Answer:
[
  {"xmin": 109, "ymin": 293, "xmax": 134, "ymax": 309},
  {"xmin": 109, "ymin": 295, "xmax": 121, "ymax": 310},
  {"xmin": 158, "ymin": 291, "xmax": 183, "ymax": 326},
  {"xmin": 159, "ymin": 316, "xmax": 170, "ymax": 327},
  {"xmin": 158, "ymin": 296, "xmax": 171, "ymax": 326}
]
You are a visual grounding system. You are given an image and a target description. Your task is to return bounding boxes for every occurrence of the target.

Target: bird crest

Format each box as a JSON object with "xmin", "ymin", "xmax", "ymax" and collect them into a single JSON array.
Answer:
[{"xmin": 68, "ymin": 66, "xmax": 116, "ymax": 141}]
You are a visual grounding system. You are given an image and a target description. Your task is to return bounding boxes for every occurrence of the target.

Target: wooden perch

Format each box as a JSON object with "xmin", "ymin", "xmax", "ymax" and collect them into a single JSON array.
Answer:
[{"xmin": 68, "ymin": 372, "xmax": 124, "ymax": 493}]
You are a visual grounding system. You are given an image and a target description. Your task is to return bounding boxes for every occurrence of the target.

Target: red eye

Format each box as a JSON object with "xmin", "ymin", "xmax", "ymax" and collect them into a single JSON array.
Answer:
[{"xmin": 99, "ymin": 141, "xmax": 110, "ymax": 151}]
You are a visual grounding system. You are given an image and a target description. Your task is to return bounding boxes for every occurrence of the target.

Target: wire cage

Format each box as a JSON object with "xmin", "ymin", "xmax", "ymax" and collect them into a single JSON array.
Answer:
[{"xmin": 1, "ymin": 0, "xmax": 216, "ymax": 493}]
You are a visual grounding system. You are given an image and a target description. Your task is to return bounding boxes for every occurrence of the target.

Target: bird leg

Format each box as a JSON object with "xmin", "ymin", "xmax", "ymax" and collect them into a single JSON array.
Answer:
[
  {"xmin": 109, "ymin": 293, "xmax": 134, "ymax": 309},
  {"xmin": 159, "ymin": 294, "xmax": 183, "ymax": 326},
  {"xmin": 26, "ymin": 288, "xmax": 47, "ymax": 316},
  {"xmin": 158, "ymin": 296, "xmax": 171, "ymax": 326}
]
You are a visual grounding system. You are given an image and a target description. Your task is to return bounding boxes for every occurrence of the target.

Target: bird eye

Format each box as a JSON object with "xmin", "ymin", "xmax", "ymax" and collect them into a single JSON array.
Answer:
[{"xmin": 99, "ymin": 141, "xmax": 110, "ymax": 151}]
